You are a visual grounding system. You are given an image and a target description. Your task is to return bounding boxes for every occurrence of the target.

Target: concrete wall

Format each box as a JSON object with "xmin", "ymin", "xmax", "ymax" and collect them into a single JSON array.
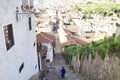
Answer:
[
  {"xmin": 71, "ymin": 55, "xmax": 120, "ymax": 80},
  {"xmin": 0, "ymin": 0, "xmax": 38, "ymax": 80}
]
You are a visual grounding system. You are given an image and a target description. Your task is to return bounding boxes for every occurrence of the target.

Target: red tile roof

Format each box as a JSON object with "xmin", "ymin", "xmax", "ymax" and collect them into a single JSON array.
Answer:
[
  {"xmin": 63, "ymin": 27, "xmax": 77, "ymax": 34},
  {"xmin": 62, "ymin": 27, "xmax": 87, "ymax": 46},
  {"xmin": 75, "ymin": 37, "xmax": 87, "ymax": 45},
  {"xmin": 49, "ymin": 21, "xmax": 55, "ymax": 26},
  {"xmin": 36, "ymin": 32, "xmax": 55, "ymax": 43},
  {"xmin": 62, "ymin": 36, "xmax": 87, "ymax": 46},
  {"xmin": 35, "ymin": 16, "xmax": 50, "ymax": 23}
]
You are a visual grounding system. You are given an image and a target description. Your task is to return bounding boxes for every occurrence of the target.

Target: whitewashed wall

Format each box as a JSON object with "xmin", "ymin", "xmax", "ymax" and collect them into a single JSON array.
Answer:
[
  {"xmin": 42, "ymin": 42, "xmax": 53, "ymax": 62},
  {"xmin": 0, "ymin": 0, "xmax": 38, "ymax": 80}
]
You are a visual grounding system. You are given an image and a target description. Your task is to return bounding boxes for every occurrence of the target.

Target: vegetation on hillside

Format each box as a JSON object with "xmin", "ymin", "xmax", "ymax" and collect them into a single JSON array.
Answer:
[
  {"xmin": 65, "ymin": 35, "xmax": 120, "ymax": 61},
  {"xmin": 75, "ymin": 3, "xmax": 120, "ymax": 19}
]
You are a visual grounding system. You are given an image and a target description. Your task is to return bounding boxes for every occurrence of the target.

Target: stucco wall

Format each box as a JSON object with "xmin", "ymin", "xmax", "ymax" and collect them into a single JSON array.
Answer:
[
  {"xmin": 0, "ymin": 0, "xmax": 38, "ymax": 80},
  {"xmin": 42, "ymin": 42, "xmax": 53, "ymax": 62}
]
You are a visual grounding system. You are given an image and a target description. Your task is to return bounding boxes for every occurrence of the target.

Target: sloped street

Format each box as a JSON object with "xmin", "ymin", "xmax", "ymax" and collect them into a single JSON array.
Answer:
[{"xmin": 44, "ymin": 54, "xmax": 89, "ymax": 80}]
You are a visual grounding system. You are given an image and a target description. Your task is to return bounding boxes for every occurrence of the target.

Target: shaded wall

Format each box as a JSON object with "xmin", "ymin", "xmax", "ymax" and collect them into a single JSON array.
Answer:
[{"xmin": 71, "ymin": 55, "xmax": 120, "ymax": 80}]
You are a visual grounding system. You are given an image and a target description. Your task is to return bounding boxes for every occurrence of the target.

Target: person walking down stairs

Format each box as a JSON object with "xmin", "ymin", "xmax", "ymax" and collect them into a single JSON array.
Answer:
[{"xmin": 60, "ymin": 66, "xmax": 66, "ymax": 79}]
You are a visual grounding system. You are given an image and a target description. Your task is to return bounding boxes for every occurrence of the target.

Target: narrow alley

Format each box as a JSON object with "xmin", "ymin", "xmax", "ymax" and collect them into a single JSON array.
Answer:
[{"xmin": 43, "ymin": 54, "xmax": 88, "ymax": 80}]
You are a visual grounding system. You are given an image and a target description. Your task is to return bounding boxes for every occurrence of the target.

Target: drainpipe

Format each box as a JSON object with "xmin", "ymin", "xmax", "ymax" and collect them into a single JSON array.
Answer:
[
  {"xmin": 37, "ymin": 43, "xmax": 42, "ymax": 72},
  {"xmin": 37, "ymin": 53, "xmax": 41, "ymax": 72}
]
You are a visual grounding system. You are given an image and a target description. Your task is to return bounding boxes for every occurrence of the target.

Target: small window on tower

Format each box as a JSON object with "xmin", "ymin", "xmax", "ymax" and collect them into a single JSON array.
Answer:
[{"xmin": 19, "ymin": 62, "xmax": 24, "ymax": 73}]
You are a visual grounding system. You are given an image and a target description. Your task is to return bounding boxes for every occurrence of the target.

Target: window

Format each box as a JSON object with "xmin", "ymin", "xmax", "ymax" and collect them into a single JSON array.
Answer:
[
  {"xmin": 34, "ymin": 42, "xmax": 36, "ymax": 47},
  {"xmin": 35, "ymin": 64, "xmax": 37, "ymax": 69},
  {"xmin": 4, "ymin": 24, "xmax": 14, "ymax": 50},
  {"xmin": 19, "ymin": 62, "xmax": 24, "ymax": 73},
  {"xmin": 29, "ymin": 17, "xmax": 32, "ymax": 31}
]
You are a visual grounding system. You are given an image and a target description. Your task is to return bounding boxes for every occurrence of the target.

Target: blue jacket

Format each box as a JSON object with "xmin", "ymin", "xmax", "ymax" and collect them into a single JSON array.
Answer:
[{"xmin": 60, "ymin": 67, "xmax": 66, "ymax": 74}]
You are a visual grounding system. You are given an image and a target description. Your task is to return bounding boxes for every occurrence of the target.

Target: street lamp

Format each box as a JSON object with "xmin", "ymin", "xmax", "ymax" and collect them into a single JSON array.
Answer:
[{"xmin": 37, "ymin": 43, "xmax": 42, "ymax": 72}]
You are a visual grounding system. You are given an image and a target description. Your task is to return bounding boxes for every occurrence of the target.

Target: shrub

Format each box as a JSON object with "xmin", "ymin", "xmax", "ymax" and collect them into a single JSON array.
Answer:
[{"xmin": 65, "ymin": 35, "xmax": 120, "ymax": 61}]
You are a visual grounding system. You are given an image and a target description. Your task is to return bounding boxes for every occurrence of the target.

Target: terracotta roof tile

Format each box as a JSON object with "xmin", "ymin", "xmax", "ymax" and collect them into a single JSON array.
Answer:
[
  {"xmin": 75, "ymin": 38, "xmax": 87, "ymax": 45},
  {"xmin": 63, "ymin": 27, "xmax": 78, "ymax": 34},
  {"xmin": 49, "ymin": 21, "xmax": 55, "ymax": 26},
  {"xmin": 62, "ymin": 36, "xmax": 87, "ymax": 46},
  {"xmin": 36, "ymin": 32, "xmax": 55, "ymax": 43},
  {"xmin": 35, "ymin": 16, "xmax": 50, "ymax": 23}
]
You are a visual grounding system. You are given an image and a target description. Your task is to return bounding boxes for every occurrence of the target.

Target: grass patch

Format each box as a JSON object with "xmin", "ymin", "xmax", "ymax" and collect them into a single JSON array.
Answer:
[{"xmin": 75, "ymin": 3, "xmax": 120, "ymax": 19}]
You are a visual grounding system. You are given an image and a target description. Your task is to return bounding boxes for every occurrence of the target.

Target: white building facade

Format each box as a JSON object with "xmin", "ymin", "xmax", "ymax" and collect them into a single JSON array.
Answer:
[
  {"xmin": 42, "ymin": 42, "xmax": 53, "ymax": 63},
  {"xmin": 0, "ymin": 0, "xmax": 39, "ymax": 80}
]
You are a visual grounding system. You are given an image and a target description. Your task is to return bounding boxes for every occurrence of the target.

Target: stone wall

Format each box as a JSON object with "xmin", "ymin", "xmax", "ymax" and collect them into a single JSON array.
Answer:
[
  {"xmin": 116, "ymin": 27, "xmax": 120, "ymax": 38},
  {"xmin": 71, "ymin": 55, "xmax": 120, "ymax": 80},
  {"xmin": 71, "ymin": 56, "xmax": 80, "ymax": 72}
]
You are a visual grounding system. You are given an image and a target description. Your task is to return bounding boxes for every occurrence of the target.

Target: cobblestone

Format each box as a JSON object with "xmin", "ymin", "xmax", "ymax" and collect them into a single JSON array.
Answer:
[
  {"xmin": 29, "ymin": 54, "xmax": 90, "ymax": 80},
  {"xmin": 44, "ymin": 54, "xmax": 88, "ymax": 80}
]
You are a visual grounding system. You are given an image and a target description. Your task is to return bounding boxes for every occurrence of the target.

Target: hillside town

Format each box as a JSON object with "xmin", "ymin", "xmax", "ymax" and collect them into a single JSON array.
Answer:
[{"xmin": 0, "ymin": 0, "xmax": 120, "ymax": 80}]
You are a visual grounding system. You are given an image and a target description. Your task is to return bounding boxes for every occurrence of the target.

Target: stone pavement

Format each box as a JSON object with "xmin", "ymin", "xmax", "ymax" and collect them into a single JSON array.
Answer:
[
  {"xmin": 29, "ymin": 54, "xmax": 93, "ymax": 80},
  {"xmin": 29, "ymin": 54, "xmax": 91, "ymax": 80},
  {"xmin": 44, "ymin": 54, "xmax": 89, "ymax": 80}
]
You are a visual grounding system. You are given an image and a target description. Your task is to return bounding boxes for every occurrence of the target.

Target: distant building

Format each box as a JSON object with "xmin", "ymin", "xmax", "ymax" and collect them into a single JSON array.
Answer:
[
  {"xmin": 34, "ymin": 0, "xmax": 43, "ymax": 7},
  {"xmin": 37, "ymin": 32, "xmax": 55, "ymax": 63},
  {"xmin": 0, "ymin": 0, "xmax": 39, "ymax": 80}
]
